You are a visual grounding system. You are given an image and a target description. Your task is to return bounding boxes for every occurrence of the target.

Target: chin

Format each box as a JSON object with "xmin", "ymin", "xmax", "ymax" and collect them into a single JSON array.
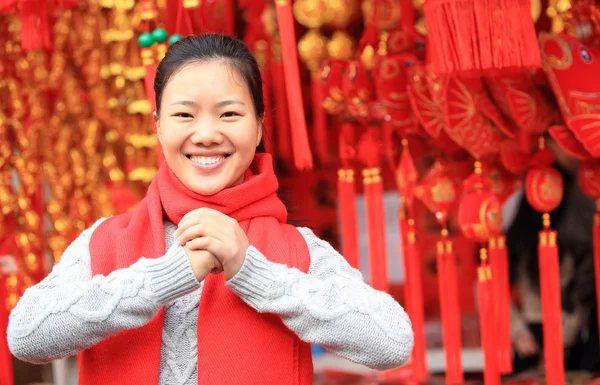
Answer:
[{"xmin": 189, "ymin": 183, "xmax": 226, "ymax": 196}]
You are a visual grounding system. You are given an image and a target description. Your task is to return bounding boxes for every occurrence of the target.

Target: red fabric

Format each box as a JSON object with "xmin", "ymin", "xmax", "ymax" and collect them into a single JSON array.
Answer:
[{"xmin": 78, "ymin": 153, "xmax": 313, "ymax": 385}]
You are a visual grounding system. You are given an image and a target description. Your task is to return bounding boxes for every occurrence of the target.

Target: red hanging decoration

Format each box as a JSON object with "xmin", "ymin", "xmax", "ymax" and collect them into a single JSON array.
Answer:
[
  {"xmin": 19, "ymin": 0, "xmax": 51, "ymax": 51},
  {"xmin": 538, "ymin": 224, "xmax": 565, "ymax": 385},
  {"xmin": 489, "ymin": 236, "xmax": 512, "ymax": 375},
  {"xmin": 525, "ymin": 161, "xmax": 564, "ymax": 385},
  {"xmin": 405, "ymin": 219, "xmax": 427, "ymax": 383},
  {"xmin": 311, "ymin": 73, "xmax": 331, "ymax": 165},
  {"xmin": 274, "ymin": 0, "xmax": 313, "ymax": 170},
  {"xmin": 358, "ymin": 126, "xmax": 388, "ymax": 293},
  {"xmin": 423, "ymin": 0, "xmax": 541, "ymax": 75},
  {"xmin": 478, "ymin": 252, "xmax": 500, "ymax": 385},
  {"xmin": 436, "ymin": 235, "xmax": 463, "ymax": 384}
]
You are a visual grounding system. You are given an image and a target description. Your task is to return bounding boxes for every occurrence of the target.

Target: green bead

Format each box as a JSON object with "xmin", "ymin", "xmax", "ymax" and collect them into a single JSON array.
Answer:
[
  {"xmin": 169, "ymin": 34, "xmax": 183, "ymax": 45},
  {"xmin": 152, "ymin": 28, "xmax": 168, "ymax": 43},
  {"xmin": 138, "ymin": 33, "xmax": 154, "ymax": 48}
]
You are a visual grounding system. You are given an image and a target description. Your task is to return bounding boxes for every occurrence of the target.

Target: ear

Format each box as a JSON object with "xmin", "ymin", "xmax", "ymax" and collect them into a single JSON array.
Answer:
[
  {"xmin": 255, "ymin": 118, "xmax": 264, "ymax": 147},
  {"xmin": 154, "ymin": 111, "xmax": 162, "ymax": 144}
]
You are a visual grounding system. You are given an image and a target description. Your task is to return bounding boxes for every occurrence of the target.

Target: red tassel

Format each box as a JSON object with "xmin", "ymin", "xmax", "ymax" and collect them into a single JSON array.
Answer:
[
  {"xmin": 337, "ymin": 168, "xmax": 359, "ymax": 270},
  {"xmin": 478, "ymin": 255, "xmax": 501, "ymax": 385},
  {"xmin": 269, "ymin": 53, "xmax": 293, "ymax": 168},
  {"xmin": 423, "ymin": 0, "xmax": 541, "ymax": 75},
  {"xmin": 274, "ymin": 0, "xmax": 313, "ymax": 170},
  {"xmin": 399, "ymin": 204, "xmax": 411, "ymax": 318},
  {"xmin": 362, "ymin": 166, "xmax": 389, "ymax": 293},
  {"xmin": 538, "ymin": 226, "xmax": 565, "ymax": 385},
  {"xmin": 0, "ymin": 274, "xmax": 12, "ymax": 385},
  {"xmin": 19, "ymin": 0, "xmax": 51, "ymax": 51},
  {"xmin": 0, "ymin": 0, "xmax": 17, "ymax": 13},
  {"xmin": 406, "ymin": 220, "xmax": 428, "ymax": 382},
  {"xmin": 438, "ymin": 237, "xmax": 464, "ymax": 384},
  {"xmin": 489, "ymin": 236, "xmax": 512, "ymax": 374},
  {"xmin": 311, "ymin": 73, "xmax": 331, "ymax": 166},
  {"xmin": 261, "ymin": 67, "xmax": 276, "ymax": 156},
  {"xmin": 594, "ymin": 205, "xmax": 600, "ymax": 344},
  {"xmin": 223, "ymin": 0, "xmax": 235, "ymax": 36}
]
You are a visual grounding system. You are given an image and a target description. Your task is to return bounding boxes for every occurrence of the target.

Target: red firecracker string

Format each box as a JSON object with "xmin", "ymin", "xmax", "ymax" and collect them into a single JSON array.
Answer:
[{"xmin": 594, "ymin": 205, "xmax": 600, "ymax": 342}]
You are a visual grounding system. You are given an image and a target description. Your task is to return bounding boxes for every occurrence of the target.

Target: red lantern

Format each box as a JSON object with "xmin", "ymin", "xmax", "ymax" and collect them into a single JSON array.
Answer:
[
  {"xmin": 415, "ymin": 160, "xmax": 458, "ymax": 225},
  {"xmin": 457, "ymin": 190, "xmax": 502, "ymax": 243},
  {"xmin": 525, "ymin": 166, "xmax": 564, "ymax": 213},
  {"xmin": 579, "ymin": 160, "xmax": 600, "ymax": 199}
]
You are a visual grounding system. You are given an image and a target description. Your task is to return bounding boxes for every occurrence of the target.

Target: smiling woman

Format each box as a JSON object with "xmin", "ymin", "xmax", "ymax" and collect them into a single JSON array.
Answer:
[
  {"xmin": 154, "ymin": 37, "xmax": 264, "ymax": 196},
  {"xmin": 7, "ymin": 34, "xmax": 414, "ymax": 385}
]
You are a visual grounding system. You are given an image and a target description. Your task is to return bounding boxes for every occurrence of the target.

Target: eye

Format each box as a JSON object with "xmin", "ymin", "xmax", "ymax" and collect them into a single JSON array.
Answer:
[
  {"xmin": 173, "ymin": 112, "xmax": 193, "ymax": 118},
  {"xmin": 580, "ymin": 47, "xmax": 593, "ymax": 63},
  {"xmin": 221, "ymin": 111, "xmax": 240, "ymax": 118}
]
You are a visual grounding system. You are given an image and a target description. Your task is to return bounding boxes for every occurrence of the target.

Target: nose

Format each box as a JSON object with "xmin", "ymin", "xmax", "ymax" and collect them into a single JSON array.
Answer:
[{"xmin": 189, "ymin": 119, "xmax": 223, "ymax": 146}]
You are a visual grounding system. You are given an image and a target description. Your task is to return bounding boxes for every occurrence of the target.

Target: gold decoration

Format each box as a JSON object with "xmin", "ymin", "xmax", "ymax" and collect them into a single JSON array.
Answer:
[{"xmin": 327, "ymin": 31, "xmax": 355, "ymax": 60}]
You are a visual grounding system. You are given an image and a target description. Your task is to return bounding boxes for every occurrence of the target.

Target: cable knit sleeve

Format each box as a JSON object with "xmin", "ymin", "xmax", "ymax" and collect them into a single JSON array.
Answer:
[
  {"xmin": 226, "ymin": 227, "xmax": 414, "ymax": 371},
  {"xmin": 7, "ymin": 219, "xmax": 200, "ymax": 364}
]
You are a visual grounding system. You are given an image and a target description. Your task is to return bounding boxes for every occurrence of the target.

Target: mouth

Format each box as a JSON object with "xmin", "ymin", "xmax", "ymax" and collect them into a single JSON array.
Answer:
[{"xmin": 186, "ymin": 154, "xmax": 231, "ymax": 171}]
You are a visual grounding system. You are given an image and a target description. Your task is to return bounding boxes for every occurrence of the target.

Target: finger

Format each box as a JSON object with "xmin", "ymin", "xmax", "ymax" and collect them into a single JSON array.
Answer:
[
  {"xmin": 184, "ymin": 236, "xmax": 211, "ymax": 250},
  {"xmin": 177, "ymin": 223, "xmax": 209, "ymax": 245},
  {"xmin": 186, "ymin": 236, "xmax": 228, "ymax": 261}
]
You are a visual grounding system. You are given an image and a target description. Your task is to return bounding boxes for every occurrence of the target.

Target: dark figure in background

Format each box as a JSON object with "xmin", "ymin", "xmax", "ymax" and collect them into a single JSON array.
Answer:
[{"xmin": 506, "ymin": 144, "xmax": 599, "ymax": 374}]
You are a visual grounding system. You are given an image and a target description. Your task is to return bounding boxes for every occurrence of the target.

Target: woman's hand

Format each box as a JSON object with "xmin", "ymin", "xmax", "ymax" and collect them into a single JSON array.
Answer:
[
  {"xmin": 176, "ymin": 208, "xmax": 249, "ymax": 280},
  {"xmin": 183, "ymin": 246, "xmax": 223, "ymax": 282},
  {"xmin": 514, "ymin": 330, "xmax": 539, "ymax": 358}
]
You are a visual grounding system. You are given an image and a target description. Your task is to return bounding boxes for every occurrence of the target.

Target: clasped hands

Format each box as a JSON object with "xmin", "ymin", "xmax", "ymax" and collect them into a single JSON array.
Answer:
[{"xmin": 175, "ymin": 207, "xmax": 249, "ymax": 282}]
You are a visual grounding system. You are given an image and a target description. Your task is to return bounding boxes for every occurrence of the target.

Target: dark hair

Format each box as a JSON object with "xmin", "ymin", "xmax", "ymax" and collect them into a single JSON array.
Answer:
[{"xmin": 154, "ymin": 34, "xmax": 265, "ymax": 120}]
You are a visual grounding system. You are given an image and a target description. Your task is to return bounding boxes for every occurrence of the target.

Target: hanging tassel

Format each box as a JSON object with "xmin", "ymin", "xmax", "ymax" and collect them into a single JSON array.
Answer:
[
  {"xmin": 274, "ymin": 0, "xmax": 313, "ymax": 170},
  {"xmin": 438, "ymin": 234, "xmax": 464, "ymax": 384},
  {"xmin": 423, "ymin": 0, "xmax": 541, "ymax": 75},
  {"xmin": 269, "ymin": 47, "xmax": 294, "ymax": 168},
  {"xmin": 362, "ymin": 166, "xmax": 389, "ymax": 293},
  {"xmin": 0, "ymin": 0, "xmax": 17, "ymax": 13},
  {"xmin": 0, "ymin": 273, "xmax": 12, "ymax": 385},
  {"xmin": 478, "ymin": 250, "xmax": 501, "ymax": 385},
  {"xmin": 261, "ymin": 67, "xmax": 276, "ymax": 155},
  {"xmin": 406, "ymin": 219, "xmax": 428, "ymax": 382},
  {"xmin": 19, "ymin": 0, "xmax": 51, "ymax": 51},
  {"xmin": 311, "ymin": 72, "xmax": 331, "ymax": 166},
  {"xmin": 223, "ymin": 0, "xmax": 235, "ymax": 36},
  {"xmin": 489, "ymin": 236, "xmax": 512, "ymax": 374},
  {"xmin": 337, "ymin": 168, "xmax": 359, "ymax": 269},
  {"xmin": 399, "ymin": 202, "xmax": 411, "ymax": 317},
  {"xmin": 538, "ymin": 216, "xmax": 565, "ymax": 385},
  {"xmin": 594, "ymin": 201, "xmax": 600, "ymax": 342}
]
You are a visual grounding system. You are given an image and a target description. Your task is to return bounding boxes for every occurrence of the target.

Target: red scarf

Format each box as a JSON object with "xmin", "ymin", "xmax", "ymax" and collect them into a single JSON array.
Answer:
[{"xmin": 78, "ymin": 154, "xmax": 313, "ymax": 385}]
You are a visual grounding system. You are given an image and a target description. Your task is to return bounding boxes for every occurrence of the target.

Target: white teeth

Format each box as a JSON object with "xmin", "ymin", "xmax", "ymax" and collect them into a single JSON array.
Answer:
[{"xmin": 189, "ymin": 156, "xmax": 226, "ymax": 165}]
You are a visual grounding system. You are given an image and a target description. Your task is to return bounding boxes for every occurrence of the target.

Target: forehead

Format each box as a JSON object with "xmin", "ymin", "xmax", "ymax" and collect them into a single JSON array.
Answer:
[{"xmin": 163, "ymin": 60, "xmax": 250, "ymax": 101}]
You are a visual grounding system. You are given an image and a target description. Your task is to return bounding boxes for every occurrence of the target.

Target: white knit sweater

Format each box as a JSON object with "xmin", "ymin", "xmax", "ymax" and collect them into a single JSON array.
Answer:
[{"xmin": 7, "ymin": 218, "xmax": 413, "ymax": 384}]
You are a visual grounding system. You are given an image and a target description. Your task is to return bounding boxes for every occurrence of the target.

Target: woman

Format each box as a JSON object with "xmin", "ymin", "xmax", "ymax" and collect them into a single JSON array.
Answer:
[{"xmin": 7, "ymin": 35, "xmax": 414, "ymax": 384}]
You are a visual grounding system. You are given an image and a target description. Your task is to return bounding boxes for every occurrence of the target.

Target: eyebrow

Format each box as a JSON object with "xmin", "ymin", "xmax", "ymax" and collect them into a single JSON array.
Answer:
[
  {"xmin": 215, "ymin": 99, "xmax": 245, "ymax": 108},
  {"xmin": 168, "ymin": 99, "xmax": 246, "ymax": 108},
  {"xmin": 169, "ymin": 100, "xmax": 198, "ymax": 107}
]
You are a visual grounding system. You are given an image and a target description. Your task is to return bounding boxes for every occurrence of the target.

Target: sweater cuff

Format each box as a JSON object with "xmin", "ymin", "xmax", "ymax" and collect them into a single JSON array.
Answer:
[
  {"xmin": 136, "ymin": 243, "xmax": 201, "ymax": 304},
  {"xmin": 226, "ymin": 246, "xmax": 280, "ymax": 310}
]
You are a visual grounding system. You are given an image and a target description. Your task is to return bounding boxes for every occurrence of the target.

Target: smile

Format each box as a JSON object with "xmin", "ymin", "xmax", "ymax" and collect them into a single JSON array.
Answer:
[{"xmin": 186, "ymin": 154, "xmax": 230, "ymax": 171}]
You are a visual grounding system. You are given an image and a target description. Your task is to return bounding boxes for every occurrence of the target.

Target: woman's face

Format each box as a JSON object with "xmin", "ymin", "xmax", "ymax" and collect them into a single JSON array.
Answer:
[{"xmin": 156, "ymin": 60, "xmax": 261, "ymax": 196}]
